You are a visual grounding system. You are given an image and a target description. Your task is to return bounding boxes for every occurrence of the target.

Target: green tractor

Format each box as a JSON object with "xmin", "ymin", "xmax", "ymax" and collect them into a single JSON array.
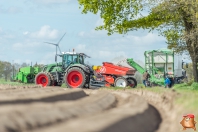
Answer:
[
  {"xmin": 35, "ymin": 52, "xmax": 91, "ymax": 88},
  {"xmin": 35, "ymin": 33, "xmax": 92, "ymax": 88}
]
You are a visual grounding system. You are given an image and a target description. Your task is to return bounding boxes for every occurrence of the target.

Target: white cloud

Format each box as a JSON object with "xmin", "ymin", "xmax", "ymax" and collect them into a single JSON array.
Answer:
[
  {"xmin": 98, "ymin": 51, "xmax": 127, "ymax": 59},
  {"xmin": 23, "ymin": 31, "xmax": 29, "ymax": 35},
  {"xmin": 77, "ymin": 29, "xmax": 107, "ymax": 38},
  {"xmin": 128, "ymin": 33, "xmax": 165, "ymax": 44},
  {"xmin": 12, "ymin": 43, "xmax": 23, "ymax": 49},
  {"xmin": 12, "ymin": 42, "xmax": 40, "ymax": 50},
  {"xmin": 78, "ymin": 31, "xmax": 85, "ymax": 37},
  {"xmin": 74, "ymin": 44, "xmax": 128, "ymax": 65},
  {"xmin": 7, "ymin": 6, "xmax": 22, "ymax": 14},
  {"xmin": 28, "ymin": 25, "xmax": 59, "ymax": 40},
  {"xmin": 37, "ymin": 51, "xmax": 57, "ymax": 64},
  {"xmin": 0, "ymin": 6, "xmax": 22, "ymax": 14},
  {"xmin": 76, "ymin": 44, "xmax": 86, "ymax": 51}
]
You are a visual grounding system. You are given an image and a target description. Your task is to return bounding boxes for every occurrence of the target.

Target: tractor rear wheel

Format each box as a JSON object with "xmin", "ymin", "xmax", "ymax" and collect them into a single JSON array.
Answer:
[
  {"xmin": 114, "ymin": 77, "xmax": 128, "ymax": 88},
  {"xmin": 35, "ymin": 72, "xmax": 51, "ymax": 87},
  {"xmin": 127, "ymin": 77, "xmax": 137, "ymax": 88},
  {"xmin": 65, "ymin": 67, "xmax": 86, "ymax": 88}
]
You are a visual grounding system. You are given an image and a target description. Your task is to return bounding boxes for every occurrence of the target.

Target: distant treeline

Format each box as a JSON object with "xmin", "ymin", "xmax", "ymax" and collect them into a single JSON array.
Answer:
[{"xmin": 0, "ymin": 60, "xmax": 44, "ymax": 81}]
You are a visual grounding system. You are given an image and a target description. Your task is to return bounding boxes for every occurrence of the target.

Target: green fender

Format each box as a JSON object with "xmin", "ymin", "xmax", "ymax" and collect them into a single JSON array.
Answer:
[{"xmin": 65, "ymin": 64, "xmax": 90, "ymax": 74}]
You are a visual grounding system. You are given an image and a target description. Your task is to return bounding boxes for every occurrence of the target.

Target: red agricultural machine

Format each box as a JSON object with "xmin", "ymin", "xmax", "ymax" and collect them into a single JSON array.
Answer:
[{"xmin": 91, "ymin": 62, "xmax": 137, "ymax": 88}]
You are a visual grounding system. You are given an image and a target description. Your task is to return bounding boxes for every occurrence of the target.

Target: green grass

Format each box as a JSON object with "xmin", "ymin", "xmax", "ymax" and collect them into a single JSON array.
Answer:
[
  {"xmin": 61, "ymin": 83, "xmax": 68, "ymax": 88},
  {"xmin": 172, "ymin": 83, "xmax": 198, "ymax": 111},
  {"xmin": 134, "ymin": 83, "xmax": 198, "ymax": 110},
  {"xmin": 136, "ymin": 83, "xmax": 198, "ymax": 121}
]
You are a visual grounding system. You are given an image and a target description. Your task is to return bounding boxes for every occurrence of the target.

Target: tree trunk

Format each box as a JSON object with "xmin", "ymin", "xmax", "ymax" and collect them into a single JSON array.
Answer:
[
  {"xmin": 192, "ymin": 59, "xmax": 198, "ymax": 82},
  {"xmin": 5, "ymin": 74, "xmax": 7, "ymax": 82},
  {"xmin": 186, "ymin": 41, "xmax": 198, "ymax": 82},
  {"xmin": 183, "ymin": 12, "xmax": 198, "ymax": 82}
]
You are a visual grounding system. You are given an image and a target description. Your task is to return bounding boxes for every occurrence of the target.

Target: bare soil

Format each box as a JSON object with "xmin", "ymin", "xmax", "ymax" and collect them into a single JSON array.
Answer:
[{"xmin": 0, "ymin": 86, "xmax": 181, "ymax": 132}]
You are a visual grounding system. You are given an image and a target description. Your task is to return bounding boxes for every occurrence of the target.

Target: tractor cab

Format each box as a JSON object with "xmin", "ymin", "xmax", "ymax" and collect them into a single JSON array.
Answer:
[{"xmin": 61, "ymin": 52, "xmax": 90, "ymax": 68}]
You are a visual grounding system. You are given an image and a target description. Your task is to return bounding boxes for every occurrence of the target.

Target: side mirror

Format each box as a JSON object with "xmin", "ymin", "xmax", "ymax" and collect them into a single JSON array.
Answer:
[{"xmin": 186, "ymin": 63, "xmax": 188, "ymax": 68}]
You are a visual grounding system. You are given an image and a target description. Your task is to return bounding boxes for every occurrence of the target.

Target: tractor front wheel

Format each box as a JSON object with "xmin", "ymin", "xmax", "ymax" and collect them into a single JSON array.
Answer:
[
  {"xmin": 35, "ymin": 72, "xmax": 51, "ymax": 87},
  {"xmin": 65, "ymin": 67, "xmax": 86, "ymax": 88},
  {"xmin": 114, "ymin": 77, "xmax": 128, "ymax": 88}
]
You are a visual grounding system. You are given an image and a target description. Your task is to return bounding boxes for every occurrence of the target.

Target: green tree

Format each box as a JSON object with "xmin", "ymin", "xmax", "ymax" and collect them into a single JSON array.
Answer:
[
  {"xmin": 78, "ymin": 0, "xmax": 198, "ymax": 82},
  {"xmin": 21, "ymin": 62, "xmax": 29, "ymax": 67},
  {"xmin": 33, "ymin": 62, "xmax": 44, "ymax": 69},
  {"xmin": 13, "ymin": 63, "xmax": 21, "ymax": 72},
  {"xmin": 0, "ymin": 61, "xmax": 4, "ymax": 78}
]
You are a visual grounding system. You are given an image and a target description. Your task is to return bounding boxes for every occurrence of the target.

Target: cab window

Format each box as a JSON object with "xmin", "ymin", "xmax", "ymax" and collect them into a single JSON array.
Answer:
[
  {"xmin": 73, "ymin": 55, "xmax": 78, "ymax": 63},
  {"xmin": 79, "ymin": 56, "xmax": 83, "ymax": 64},
  {"xmin": 67, "ymin": 55, "xmax": 73, "ymax": 64}
]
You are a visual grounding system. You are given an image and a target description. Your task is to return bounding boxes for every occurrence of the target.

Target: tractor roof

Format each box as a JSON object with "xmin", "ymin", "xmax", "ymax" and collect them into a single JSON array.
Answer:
[
  {"xmin": 63, "ymin": 52, "xmax": 77, "ymax": 54},
  {"xmin": 144, "ymin": 49, "xmax": 173, "ymax": 55},
  {"xmin": 62, "ymin": 52, "xmax": 90, "ymax": 58}
]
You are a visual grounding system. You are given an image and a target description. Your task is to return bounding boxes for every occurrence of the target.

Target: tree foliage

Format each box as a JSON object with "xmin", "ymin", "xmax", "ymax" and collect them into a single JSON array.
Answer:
[{"xmin": 79, "ymin": 0, "xmax": 198, "ymax": 82}]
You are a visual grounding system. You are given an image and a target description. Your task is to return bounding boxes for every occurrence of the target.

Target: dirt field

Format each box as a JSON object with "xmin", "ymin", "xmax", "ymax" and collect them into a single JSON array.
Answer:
[{"xmin": 0, "ymin": 85, "xmax": 185, "ymax": 132}]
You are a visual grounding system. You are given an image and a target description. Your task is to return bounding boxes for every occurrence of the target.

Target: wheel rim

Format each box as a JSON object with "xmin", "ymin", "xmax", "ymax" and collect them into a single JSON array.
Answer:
[
  {"xmin": 128, "ymin": 79, "xmax": 135, "ymax": 87},
  {"xmin": 67, "ymin": 71, "xmax": 83, "ymax": 88},
  {"xmin": 36, "ymin": 74, "xmax": 48, "ymax": 87},
  {"xmin": 115, "ymin": 79, "xmax": 127, "ymax": 87}
]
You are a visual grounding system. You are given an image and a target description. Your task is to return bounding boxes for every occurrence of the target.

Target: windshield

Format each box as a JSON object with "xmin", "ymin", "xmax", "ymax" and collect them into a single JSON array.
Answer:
[
  {"xmin": 63, "ymin": 54, "xmax": 86, "ymax": 67},
  {"xmin": 66, "ymin": 55, "xmax": 78, "ymax": 64}
]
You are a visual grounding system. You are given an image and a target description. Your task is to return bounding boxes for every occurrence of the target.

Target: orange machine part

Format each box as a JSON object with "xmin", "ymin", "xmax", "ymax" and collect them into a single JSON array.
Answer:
[
  {"xmin": 96, "ymin": 62, "xmax": 136, "ymax": 76},
  {"xmin": 104, "ymin": 75, "xmax": 114, "ymax": 84}
]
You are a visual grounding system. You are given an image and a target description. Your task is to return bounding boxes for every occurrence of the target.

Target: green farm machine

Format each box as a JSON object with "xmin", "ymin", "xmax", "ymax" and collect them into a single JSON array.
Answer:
[
  {"xmin": 12, "ymin": 66, "xmax": 41, "ymax": 83},
  {"xmin": 126, "ymin": 49, "xmax": 188, "ymax": 86}
]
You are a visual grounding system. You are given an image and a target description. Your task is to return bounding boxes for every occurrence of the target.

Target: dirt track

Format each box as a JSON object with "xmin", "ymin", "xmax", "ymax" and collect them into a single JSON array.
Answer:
[{"xmin": 0, "ymin": 86, "xmax": 180, "ymax": 132}]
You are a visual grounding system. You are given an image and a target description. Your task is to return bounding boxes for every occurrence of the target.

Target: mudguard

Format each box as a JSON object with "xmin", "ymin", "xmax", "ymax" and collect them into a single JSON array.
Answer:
[{"xmin": 65, "ymin": 64, "xmax": 90, "ymax": 74}]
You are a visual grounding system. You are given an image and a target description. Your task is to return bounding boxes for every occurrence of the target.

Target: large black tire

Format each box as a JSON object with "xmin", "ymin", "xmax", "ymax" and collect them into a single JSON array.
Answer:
[
  {"xmin": 84, "ymin": 73, "xmax": 90, "ymax": 89},
  {"xmin": 35, "ymin": 72, "xmax": 51, "ymax": 87},
  {"xmin": 26, "ymin": 74, "xmax": 34, "ymax": 83},
  {"xmin": 127, "ymin": 77, "xmax": 137, "ymax": 88},
  {"xmin": 65, "ymin": 67, "xmax": 86, "ymax": 88},
  {"xmin": 114, "ymin": 77, "xmax": 128, "ymax": 88},
  {"xmin": 47, "ymin": 72, "xmax": 55, "ymax": 86}
]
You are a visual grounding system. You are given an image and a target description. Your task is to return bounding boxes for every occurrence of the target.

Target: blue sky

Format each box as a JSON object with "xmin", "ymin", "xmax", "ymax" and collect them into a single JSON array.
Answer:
[{"xmin": 0, "ymin": 0, "xmax": 172, "ymax": 66}]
